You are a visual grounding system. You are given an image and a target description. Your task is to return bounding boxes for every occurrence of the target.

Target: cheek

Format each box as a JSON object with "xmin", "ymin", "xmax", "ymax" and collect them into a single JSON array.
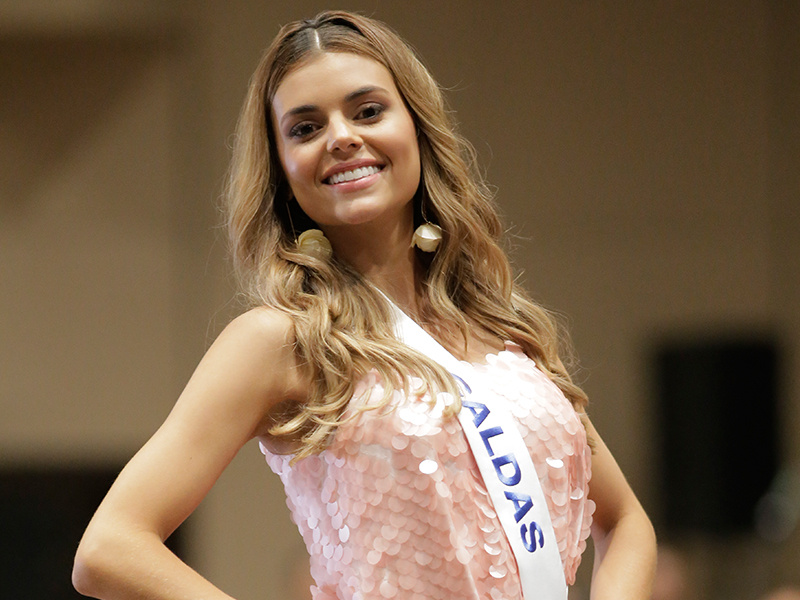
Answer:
[
  {"xmin": 280, "ymin": 148, "xmax": 317, "ymax": 190},
  {"xmin": 272, "ymin": 117, "xmax": 311, "ymax": 188},
  {"xmin": 399, "ymin": 135, "xmax": 422, "ymax": 188},
  {"xmin": 386, "ymin": 121, "xmax": 421, "ymax": 180}
]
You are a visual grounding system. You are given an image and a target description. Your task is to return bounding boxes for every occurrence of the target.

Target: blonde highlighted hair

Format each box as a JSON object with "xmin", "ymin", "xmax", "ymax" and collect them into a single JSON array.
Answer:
[{"xmin": 225, "ymin": 10, "xmax": 587, "ymax": 460}]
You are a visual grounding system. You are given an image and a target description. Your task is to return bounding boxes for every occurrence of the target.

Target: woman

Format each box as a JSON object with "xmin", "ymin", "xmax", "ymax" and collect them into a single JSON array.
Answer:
[{"xmin": 73, "ymin": 10, "xmax": 656, "ymax": 600}]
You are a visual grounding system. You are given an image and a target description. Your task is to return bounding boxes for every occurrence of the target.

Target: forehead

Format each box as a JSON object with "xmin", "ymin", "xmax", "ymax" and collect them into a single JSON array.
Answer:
[{"xmin": 272, "ymin": 52, "xmax": 400, "ymax": 115}]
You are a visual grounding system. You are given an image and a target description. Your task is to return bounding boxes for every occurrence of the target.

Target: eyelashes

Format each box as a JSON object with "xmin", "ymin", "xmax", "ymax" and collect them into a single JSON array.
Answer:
[
  {"xmin": 286, "ymin": 102, "xmax": 387, "ymax": 141},
  {"xmin": 288, "ymin": 122, "xmax": 319, "ymax": 139},
  {"xmin": 355, "ymin": 102, "xmax": 385, "ymax": 121}
]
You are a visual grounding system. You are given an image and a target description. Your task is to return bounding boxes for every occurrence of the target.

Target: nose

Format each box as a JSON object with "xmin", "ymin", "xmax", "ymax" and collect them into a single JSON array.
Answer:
[{"xmin": 326, "ymin": 117, "xmax": 362, "ymax": 154}]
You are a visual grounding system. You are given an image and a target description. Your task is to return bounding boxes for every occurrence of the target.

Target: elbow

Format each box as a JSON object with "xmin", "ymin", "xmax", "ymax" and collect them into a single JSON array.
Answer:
[
  {"xmin": 72, "ymin": 543, "xmax": 100, "ymax": 597},
  {"xmin": 72, "ymin": 556, "xmax": 96, "ymax": 598},
  {"xmin": 631, "ymin": 504, "xmax": 658, "ymax": 550},
  {"xmin": 72, "ymin": 534, "xmax": 113, "ymax": 598},
  {"xmin": 592, "ymin": 503, "xmax": 657, "ymax": 558}
]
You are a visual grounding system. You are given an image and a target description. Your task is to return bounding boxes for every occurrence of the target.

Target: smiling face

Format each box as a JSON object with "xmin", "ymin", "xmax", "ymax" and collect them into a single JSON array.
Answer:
[{"xmin": 271, "ymin": 52, "xmax": 421, "ymax": 240}]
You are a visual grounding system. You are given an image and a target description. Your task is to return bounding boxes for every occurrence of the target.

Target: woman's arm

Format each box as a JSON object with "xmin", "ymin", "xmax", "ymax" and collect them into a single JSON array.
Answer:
[
  {"xmin": 586, "ymin": 418, "xmax": 657, "ymax": 600},
  {"xmin": 72, "ymin": 308, "xmax": 304, "ymax": 600}
]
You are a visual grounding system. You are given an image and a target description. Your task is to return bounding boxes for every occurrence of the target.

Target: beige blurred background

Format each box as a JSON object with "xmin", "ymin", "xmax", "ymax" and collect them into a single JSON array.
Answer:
[{"xmin": 1, "ymin": 1, "xmax": 798, "ymax": 599}]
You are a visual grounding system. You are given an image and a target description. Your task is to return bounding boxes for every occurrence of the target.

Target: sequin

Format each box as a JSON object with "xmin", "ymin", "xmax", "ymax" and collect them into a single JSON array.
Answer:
[
  {"xmin": 413, "ymin": 476, "xmax": 430, "ymax": 492},
  {"xmin": 381, "ymin": 524, "xmax": 398, "ymax": 540},
  {"xmin": 358, "ymin": 577, "xmax": 375, "ymax": 596},
  {"xmin": 410, "ymin": 439, "xmax": 429, "ymax": 459},
  {"xmin": 395, "ymin": 468, "xmax": 413, "ymax": 485},
  {"xmin": 389, "ymin": 512, "xmax": 407, "ymax": 529},
  {"xmin": 399, "ymin": 573, "xmax": 416, "ymax": 591},
  {"xmin": 489, "ymin": 564, "xmax": 507, "ymax": 579},
  {"xmin": 419, "ymin": 459, "xmax": 439, "ymax": 474},
  {"xmin": 456, "ymin": 547, "xmax": 472, "ymax": 565},
  {"xmin": 435, "ymin": 481, "xmax": 451, "ymax": 498},
  {"xmin": 379, "ymin": 580, "xmax": 398, "ymax": 598},
  {"xmin": 396, "ymin": 485, "xmax": 414, "ymax": 501},
  {"xmin": 483, "ymin": 542, "xmax": 502, "ymax": 556},
  {"xmin": 328, "ymin": 545, "xmax": 343, "ymax": 563},
  {"xmin": 570, "ymin": 487, "xmax": 585, "ymax": 500},
  {"xmin": 396, "ymin": 528, "xmax": 411, "ymax": 544},
  {"xmin": 375, "ymin": 477, "xmax": 393, "ymax": 494},
  {"xmin": 261, "ymin": 342, "xmax": 593, "ymax": 598},
  {"xmin": 342, "ymin": 547, "xmax": 354, "ymax": 566},
  {"xmin": 391, "ymin": 435, "xmax": 409, "ymax": 450},
  {"xmin": 321, "ymin": 479, "xmax": 336, "ymax": 503},
  {"xmin": 339, "ymin": 525, "xmax": 350, "ymax": 543},
  {"xmin": 354, "ymin": 454, "xmax": 369, "ymax": 473}
]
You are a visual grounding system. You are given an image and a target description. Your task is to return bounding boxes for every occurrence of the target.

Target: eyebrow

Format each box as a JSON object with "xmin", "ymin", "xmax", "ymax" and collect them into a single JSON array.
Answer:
[
  {"xmin": 279, "ymin": 85, "xmax": 390, "ymax": 125},
  {"xmin": 345, "ymin": 85, "xmax": 387, "ymax": 103}
]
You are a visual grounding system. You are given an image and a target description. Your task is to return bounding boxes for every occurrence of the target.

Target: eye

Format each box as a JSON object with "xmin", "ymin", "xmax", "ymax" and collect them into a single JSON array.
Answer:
[
  {"xmin": 356, "ymin": 102, "xmax": 385, "ymax": 121},
  {"xmin": 287, "ymin": 121, "xmax": 319, "ymax": 140}
]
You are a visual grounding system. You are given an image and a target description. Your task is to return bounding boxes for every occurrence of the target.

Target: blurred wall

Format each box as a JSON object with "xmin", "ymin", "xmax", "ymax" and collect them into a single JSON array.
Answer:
[{"xmin": 1, "ymin": 1, "xmax": 798, "ymax": 599}]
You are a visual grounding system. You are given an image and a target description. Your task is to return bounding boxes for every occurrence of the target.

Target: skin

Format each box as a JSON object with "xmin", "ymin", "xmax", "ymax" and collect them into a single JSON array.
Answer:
[
  {"xmin": 272, "ymin": 52, "xmax": 428, "ymax": 321},
  {"xmin": 72, "ymin": 51, "xmax": 656, "ymax": 599},
  {"xmin": 272, "ymin": 54, "xmax": 421, "ymax": 237}
]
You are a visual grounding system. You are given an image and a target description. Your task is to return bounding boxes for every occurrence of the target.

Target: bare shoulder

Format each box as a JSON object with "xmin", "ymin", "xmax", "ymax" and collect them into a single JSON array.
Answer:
[
  {"xmin": 222, "ymin": 305, "xmax": 295, "ymax": 345},
  {"xmin": 172, "ymin": 307, "xmax": 306, "ymax": 438},
  {"xmin": 211, "ymin": 306, "xmax": 302, "ymax": 393},
  {"xmin": 210, "ymin": 306, "xmax": 297, "ymax": 368}
]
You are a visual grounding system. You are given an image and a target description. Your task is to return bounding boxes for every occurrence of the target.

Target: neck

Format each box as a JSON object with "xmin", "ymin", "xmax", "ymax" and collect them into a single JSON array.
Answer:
[
  {"xmin": 366, "ymin": 253, "xmax": 420, "ymax": 318},
  {"xmin": 323, "ymin": 214, "xmax": 420, "ymax": 317}
]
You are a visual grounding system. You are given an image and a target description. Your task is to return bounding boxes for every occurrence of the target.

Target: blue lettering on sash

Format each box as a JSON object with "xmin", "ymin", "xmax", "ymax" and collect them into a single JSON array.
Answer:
[
  {"xmin": 520, "ymin": 521, "xmax": 545, "ymax": 552},
  {"xmin": 453, "ymin": 376, "xmax": 546, "ymax": 555},
  {"xmin": 492, "ymin": 453, "xmax": 522, "ymax": 486},
  {"xmin": 451, "ymin": 374, "xmax": 472, "ymax": 396},
  {"xmin": 462, "ymin": 400, "xmax": 490, "ymax": 428},
  {"xmin": 479, "ymin": 426, "xmax": 503, "ymax": 456},
  {"xmin": 504, "ymin": 491, "xmax": 533, "ymax": 523}
]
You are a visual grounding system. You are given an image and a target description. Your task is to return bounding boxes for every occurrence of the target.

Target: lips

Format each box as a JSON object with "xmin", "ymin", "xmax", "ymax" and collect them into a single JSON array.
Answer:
[
  {"xmin": 322, "ymin": 162, "xmax": 384, "ymax": 185},
  {"xmin": 325, "ymin": 165, "xmax": 383, "ymax": 185}
]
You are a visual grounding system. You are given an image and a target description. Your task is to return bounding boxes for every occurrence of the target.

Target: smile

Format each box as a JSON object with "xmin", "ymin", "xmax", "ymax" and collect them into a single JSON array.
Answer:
[{"xmin": 324, "ymin": 165, "xmax": 383, "ymax": 185}]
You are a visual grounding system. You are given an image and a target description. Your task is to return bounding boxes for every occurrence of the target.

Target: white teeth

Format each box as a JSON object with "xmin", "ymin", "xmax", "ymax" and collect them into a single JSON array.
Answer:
[{"xmin": 328, "ymin": 165, "xmax": 381, "ymax": 184}]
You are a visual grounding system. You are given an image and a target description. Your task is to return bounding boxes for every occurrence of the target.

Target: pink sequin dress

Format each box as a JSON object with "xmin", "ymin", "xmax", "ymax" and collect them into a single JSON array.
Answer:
[{"xmin": 261, "ymin": 342, "xmax": 594, "ymax": 600}]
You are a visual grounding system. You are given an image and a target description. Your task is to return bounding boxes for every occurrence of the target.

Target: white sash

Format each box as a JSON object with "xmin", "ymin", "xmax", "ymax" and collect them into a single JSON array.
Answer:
[{"xmin": 386, "ymin": 302, "xmax": 568, "ymax": 600}]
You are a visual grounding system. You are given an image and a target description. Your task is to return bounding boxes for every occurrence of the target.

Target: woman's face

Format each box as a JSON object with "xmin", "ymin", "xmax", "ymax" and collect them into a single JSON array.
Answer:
[{"xmin": 271, "ymin": 52, "xmax": 421, "ymax": 238}]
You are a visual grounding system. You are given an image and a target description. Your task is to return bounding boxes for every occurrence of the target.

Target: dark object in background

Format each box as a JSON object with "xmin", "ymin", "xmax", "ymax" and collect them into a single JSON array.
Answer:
[
  {"xmin": 655, "ymin": 336, "xmax": 780, "ymax": 536},
  {"xmin": 0, "ymin": 466, "xmax": 186, "ymax": 598}
]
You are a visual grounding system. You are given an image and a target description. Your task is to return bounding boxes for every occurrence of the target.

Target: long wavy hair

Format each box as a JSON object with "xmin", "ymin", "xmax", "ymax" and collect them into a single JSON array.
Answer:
[{"xmin": 225, "ymin": 10, "xmax": 588, "ymax": 460}]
